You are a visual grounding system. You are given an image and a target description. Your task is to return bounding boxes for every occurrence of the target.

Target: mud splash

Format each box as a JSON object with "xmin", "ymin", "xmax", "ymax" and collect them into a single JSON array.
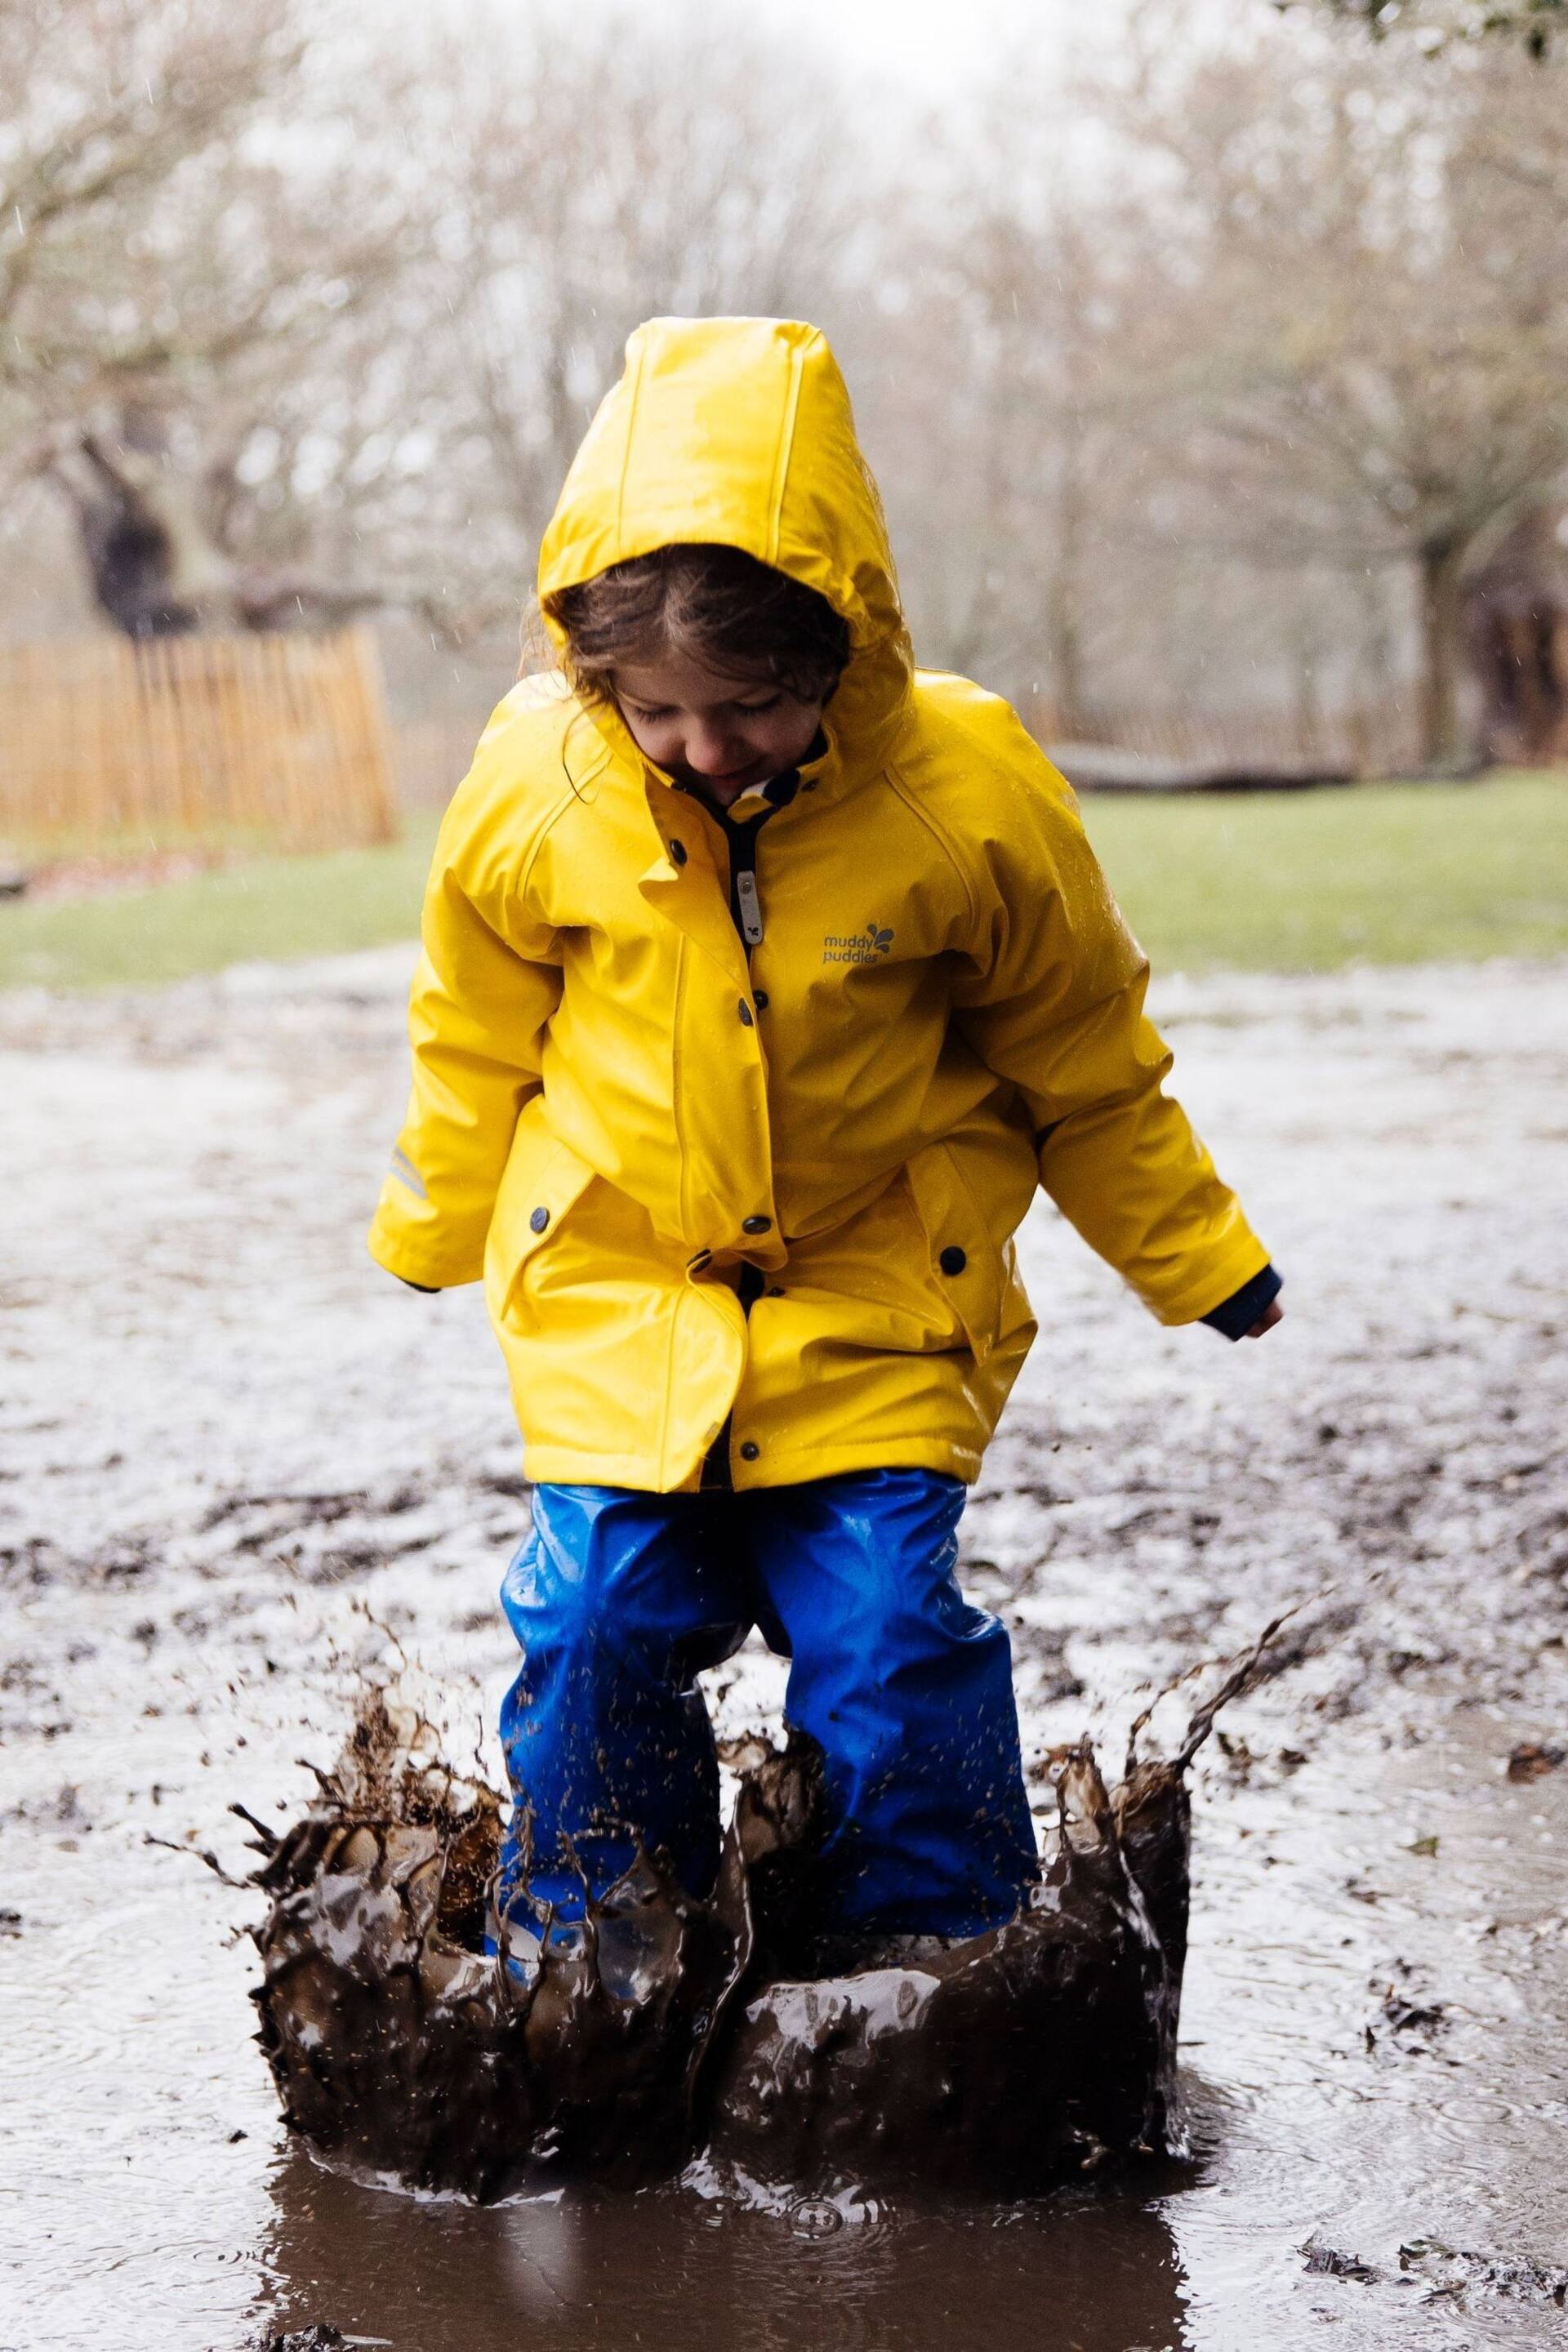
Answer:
[
  {"xmin": 249, "ymin": 1699, "xmax": 744, "ymax": 2198},
  {"xmin": 251, "ymin": 1633, "xmax": 1281, "ymax": 2204}
]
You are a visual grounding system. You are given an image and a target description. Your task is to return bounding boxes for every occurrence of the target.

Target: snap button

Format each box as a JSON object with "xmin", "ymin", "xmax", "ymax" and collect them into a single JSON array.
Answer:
[
  {"xmin": 530, "ymin": 1206, "xmax": 550, "ymax": 1235},
  {"xmin": 669, "ymin": 839, "xmax": 688, "ymax": 865},
  {"xmin": 739, "ymin": 1441, "xmax": 760, "ymax": 1462},
  {"xmin": 939, "ymin": 1245, "xmax": 966, "ymax": 1276},
  {"xmin": 742, "ymin": 1214, "xmax": 772, "ymax": 1235},
  {"xmin": 754, "ymin": 989, "xmax": 769, "ymax": 1009},
  {"xmin": 738, "ymin": 1000, "xmax": 754, "ymax": 1027}
]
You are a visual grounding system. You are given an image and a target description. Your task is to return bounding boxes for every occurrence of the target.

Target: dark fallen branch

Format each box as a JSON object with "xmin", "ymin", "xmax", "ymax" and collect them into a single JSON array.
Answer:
[{"xmin": 1049, "ymin": 742, "xmax": 1356, "ymax": 795}]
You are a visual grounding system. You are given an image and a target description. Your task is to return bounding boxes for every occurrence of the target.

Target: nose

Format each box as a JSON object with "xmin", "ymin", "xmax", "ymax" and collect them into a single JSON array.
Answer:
[{"xmin": 684, "ymin": 720, "xmax": 748, "ymax": 777}]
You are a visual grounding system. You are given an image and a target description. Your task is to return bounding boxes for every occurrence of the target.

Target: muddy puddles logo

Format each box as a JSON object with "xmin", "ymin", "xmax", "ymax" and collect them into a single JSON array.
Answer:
[{"xmin": 823, "ymin": 920, "xmax": 895, "ymax": 965}]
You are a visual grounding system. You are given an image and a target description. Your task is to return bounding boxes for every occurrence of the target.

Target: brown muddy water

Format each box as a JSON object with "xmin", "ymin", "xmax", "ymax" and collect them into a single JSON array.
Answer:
[
  {"xmin": 250, "ymin": 1678, "xmax": 1236, "ymax": 2204},
  {"xmin": 4, "ymin": 952, "xmax": 1568, "ymax": 2350}
]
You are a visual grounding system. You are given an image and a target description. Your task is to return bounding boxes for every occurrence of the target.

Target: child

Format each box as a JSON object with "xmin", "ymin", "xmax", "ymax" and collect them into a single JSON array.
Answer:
[{"xmin": 369, "ymin": 317, "xmax": 1281, "ymax": 1954}]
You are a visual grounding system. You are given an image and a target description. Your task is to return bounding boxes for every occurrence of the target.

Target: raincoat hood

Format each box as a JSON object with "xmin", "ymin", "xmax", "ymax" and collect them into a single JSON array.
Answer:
[{"xmin": 537, "ymin": 317, "xmax": 913, "ymax": 764}]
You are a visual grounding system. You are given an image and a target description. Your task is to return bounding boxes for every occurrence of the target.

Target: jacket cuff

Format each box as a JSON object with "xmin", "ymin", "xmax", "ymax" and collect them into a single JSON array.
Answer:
[
  {"xmin": 1200, "ymin": 1263, "xmax": 1282, "ymax": 1340},
  {"xmin": 366, "ymin": 1215, "xmax": 484, "ymax": 1292}
]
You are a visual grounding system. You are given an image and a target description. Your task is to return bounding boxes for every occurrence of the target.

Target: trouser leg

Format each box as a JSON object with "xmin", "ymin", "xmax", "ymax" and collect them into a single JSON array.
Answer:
[
  {"xmin": 746, "ymin": 1468, "xmax": 1038, "ymax": 1939},
  {"xmin": 497, "ymin": 1483, "xmax": 749, "ymax": 1922}
]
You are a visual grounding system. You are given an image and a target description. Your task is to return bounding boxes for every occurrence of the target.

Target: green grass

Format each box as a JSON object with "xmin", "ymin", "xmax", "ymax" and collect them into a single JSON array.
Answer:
[
  {"xmin": 1080, "ymin": 769, "xmax": 1568, "ymax": 973},
  {"xmin": 0, "ymin": 814, "xmax": 443, "ymax": 992},
  {"xmin": 0, "ymin": 773, "xmax": 1563, "ymax": 992}
]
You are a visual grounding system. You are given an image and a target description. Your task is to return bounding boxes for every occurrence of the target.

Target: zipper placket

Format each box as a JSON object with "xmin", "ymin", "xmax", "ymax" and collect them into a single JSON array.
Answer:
[
  {"xmin": 712, "ymin": 802, "xmax": 769, "ymax": 964},
  {"xmin": 688, "ymin": 775, "xmax": 795, "ymax": 1490}
]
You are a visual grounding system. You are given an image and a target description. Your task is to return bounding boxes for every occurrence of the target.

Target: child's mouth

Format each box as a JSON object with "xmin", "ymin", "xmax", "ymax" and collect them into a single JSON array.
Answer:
[{"xmin": 678, "ymin": 759, "xmax": 764, "ymax": 795}]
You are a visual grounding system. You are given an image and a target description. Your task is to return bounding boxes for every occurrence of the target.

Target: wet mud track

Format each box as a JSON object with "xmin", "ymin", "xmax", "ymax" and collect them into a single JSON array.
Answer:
[{"xmin": 3, "ymin": 950, "xmax": 1567, "ymax": 2350}]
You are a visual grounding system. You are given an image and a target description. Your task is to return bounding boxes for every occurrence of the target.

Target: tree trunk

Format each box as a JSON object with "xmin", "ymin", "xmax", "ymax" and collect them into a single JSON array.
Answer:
[
  {"xmin": 51, "ymin": 424, "xmax": 230, "ymax": 637},
  {"xmin": 48, "ymin": 424, "xmax": 394, "ymax": 639},
  {"xmin": 1046, "ymin": 572, "xmax": 1085, "ymax": 742},
  {"xmin": 1048, "ymin": 410, "xmax": 1087, "ymax": 739},
  {"xmin": 1462, "ymin": 505, "xmax": 1568, "ymax": 768},
  {"xmin": 1352, "ymin": 563, "xmax": 1401, "ymax": 773},
  {"xmin": 1417, "ymin": 534, "xmax": 1468, "ymax": 769},
  {"xmin": 1291, "ymin": 610, "xmax": 1325, "ymax": 762}
]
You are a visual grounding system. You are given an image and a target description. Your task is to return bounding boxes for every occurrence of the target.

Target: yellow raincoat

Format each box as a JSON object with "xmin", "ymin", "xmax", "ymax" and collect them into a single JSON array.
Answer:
[{"xmin": 369, "ymin": 317, "xmax": 1269, "ymax": 1491}]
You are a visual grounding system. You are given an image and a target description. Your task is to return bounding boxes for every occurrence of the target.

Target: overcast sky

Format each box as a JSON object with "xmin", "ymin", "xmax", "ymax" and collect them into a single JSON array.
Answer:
[
  {"xmin": 755, "ymin": 0, "xmax": 1056, "ymax": 82},
  {"xmin": 720, "ymin": 0, "xmax": 1102, "ymax": 93}
]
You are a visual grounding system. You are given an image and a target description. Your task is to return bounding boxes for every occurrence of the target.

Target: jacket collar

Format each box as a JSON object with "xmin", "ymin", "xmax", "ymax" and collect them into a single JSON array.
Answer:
[{"xmin": 602, "ymin": 696, "xmax": 888, "ymax": 826}]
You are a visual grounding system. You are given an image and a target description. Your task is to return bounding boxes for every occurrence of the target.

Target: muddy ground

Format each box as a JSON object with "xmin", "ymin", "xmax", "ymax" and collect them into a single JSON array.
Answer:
[{"xmin": 2, "ymin": 948, "xmax": 1566, "ymax": 2352}]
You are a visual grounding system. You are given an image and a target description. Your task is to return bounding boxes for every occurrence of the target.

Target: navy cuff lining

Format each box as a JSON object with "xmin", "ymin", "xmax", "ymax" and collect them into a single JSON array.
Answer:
[{"xmin": 1200, "ymin": 1263, "xmax": 1282, "ymax": 1340}]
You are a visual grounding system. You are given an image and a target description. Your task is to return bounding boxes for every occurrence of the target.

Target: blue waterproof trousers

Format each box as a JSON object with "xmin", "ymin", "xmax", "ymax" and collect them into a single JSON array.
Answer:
[{"xmin": 497, "ymin": 1469, "xmax": 1038, "ymax": 1940}]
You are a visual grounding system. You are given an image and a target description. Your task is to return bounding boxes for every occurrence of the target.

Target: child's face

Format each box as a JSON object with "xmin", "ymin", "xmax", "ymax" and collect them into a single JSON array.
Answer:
[{"xmin": 612, "ymin": 649, "xmax": 826, "ymax": 807}]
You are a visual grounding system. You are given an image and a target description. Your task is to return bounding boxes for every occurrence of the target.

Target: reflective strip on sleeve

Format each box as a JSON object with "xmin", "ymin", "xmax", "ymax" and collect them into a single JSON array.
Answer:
[{"xmin": 390, "ymin": 1147, "xmax": 428, "ymax": 1200}]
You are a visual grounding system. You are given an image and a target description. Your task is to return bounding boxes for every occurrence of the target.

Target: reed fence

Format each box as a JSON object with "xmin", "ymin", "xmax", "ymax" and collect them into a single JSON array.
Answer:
[{"xmin": 0, "ymin": 626, "xmax": 399, "ymax": 852}]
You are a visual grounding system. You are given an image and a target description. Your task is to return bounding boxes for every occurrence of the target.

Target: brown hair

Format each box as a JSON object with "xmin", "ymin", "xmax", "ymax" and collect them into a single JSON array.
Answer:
[{"xmin": 541, "ymin": 542, "xmax": 851, "ymax": 708}]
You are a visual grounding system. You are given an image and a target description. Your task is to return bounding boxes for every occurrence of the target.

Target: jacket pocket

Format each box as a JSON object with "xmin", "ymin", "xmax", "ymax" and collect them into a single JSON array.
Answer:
[
  {"xmin": 485, "ymin": 1111, "xmax": 598, "ymax": 1326},
  {"xmin": 902, "ymin": 1140, "xmax": 1007, "ymax": 1367}
]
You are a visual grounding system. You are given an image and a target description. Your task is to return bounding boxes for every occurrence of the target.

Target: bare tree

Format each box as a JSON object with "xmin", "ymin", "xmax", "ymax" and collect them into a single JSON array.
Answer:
[
  {"xmin": 1107, "ymin": 10, "xmax": 1568, "ymax": 764},
  {"xmin": 3, "ymin": 0, "xmax": 1562, "ymax": 772},
  {"xmin": 853, "ymin": 56, "xmax": 1169, "ymax": 729},
  {"xmin": 1284, "ymin": 0, "xmax": 1564, "ymax": 57},
  {"xmin": 328, "ymin": 1, "xmax": 871, "ymax": 651},
  {"xmin": 2, "ymin": 0, "xmax": 416, "ymax": 631}
]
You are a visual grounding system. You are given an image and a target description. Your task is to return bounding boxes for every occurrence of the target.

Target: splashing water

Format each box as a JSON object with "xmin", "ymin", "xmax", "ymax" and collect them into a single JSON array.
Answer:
[{"xmin": 250, "ymin": 1624, "xmax": 1290, "ymax": 2203}]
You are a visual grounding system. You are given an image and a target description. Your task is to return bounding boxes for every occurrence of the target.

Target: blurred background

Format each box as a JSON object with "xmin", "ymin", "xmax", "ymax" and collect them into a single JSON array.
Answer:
[{"xmin": 1, "ymin": 0, "xmax": 1565, "ymax": 983}]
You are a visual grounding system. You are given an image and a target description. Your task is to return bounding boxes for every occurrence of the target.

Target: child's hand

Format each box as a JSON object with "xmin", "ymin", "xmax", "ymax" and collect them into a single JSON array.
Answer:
[{"xmin": 1243, "ymin": 1301, "xmax": 1284, "ymax": 1339}]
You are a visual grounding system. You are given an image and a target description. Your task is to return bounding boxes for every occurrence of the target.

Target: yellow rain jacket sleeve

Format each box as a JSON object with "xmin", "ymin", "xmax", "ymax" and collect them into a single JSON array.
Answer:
[
  {"xmin": 368, "ymin": 771, "xmax": 563, "ymax": 1291},
  {"xmin": 950, "ymin": 702, "xmax": 1264, "ymax": 1325}
]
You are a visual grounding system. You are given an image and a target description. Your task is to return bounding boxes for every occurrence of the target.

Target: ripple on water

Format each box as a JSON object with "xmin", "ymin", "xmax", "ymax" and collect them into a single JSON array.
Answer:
[{"xmin": 682, "ymin": 2154, "xmax": 890, "ymax": 2239}]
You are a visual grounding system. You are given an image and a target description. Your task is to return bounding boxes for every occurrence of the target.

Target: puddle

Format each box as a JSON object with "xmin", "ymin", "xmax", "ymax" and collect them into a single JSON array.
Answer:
[
  {"xmin": 11, "ymin": 1661, "xmax": 1568, "ymax": 2352},
  {"xmin": 251, "ymin": 2154, "xmax": 1197, "ymax": 2352},
  {"xmin": 5, "ymin": 956, "xmax": 1568, "ymax": 2350}
]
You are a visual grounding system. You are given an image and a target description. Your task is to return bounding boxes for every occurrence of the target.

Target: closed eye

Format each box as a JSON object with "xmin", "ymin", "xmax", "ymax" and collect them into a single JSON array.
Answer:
[{"xmin": 621, "ymin": 695, "xmax": 782, "ymax": 722}]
